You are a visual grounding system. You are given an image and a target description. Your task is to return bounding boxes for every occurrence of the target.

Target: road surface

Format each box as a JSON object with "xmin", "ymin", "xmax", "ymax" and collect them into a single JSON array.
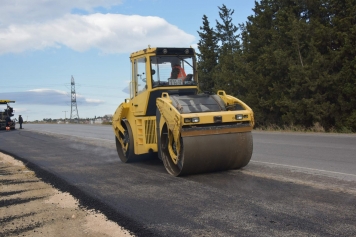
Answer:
[
  {"xmin": 1, "ymin": 124, "xmax": 355, "ymax": 236},
  {"xmin": 19, "ymin": 123, "xmax": 356, "ymax": 180}
]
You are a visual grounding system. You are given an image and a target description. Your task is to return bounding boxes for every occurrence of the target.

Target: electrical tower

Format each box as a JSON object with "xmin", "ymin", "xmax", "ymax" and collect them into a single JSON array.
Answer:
[{"xmin": 70, "ymin": 76, "xmax": 80, "ymax": 123}]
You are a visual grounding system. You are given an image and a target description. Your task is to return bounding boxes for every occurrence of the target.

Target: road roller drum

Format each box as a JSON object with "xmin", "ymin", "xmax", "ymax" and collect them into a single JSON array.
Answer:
[{"xmin": 160, "ymin": 131, "xmax": 253, "ymax": 176}]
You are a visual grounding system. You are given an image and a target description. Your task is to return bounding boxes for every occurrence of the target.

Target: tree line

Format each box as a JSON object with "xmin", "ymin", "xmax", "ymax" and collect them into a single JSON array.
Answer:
[{"xmin": 197, "ymin": 0, "xmax": 356, "ymax": 132}]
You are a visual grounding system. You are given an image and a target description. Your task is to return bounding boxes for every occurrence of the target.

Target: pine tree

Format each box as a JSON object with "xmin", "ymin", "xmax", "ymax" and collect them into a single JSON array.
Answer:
[
  {"xmin": 197, "ymin": 15, "xmax": 218, "ymax": 92},
  {"xmin": 239, "ymin": 0, "xmax": 289, "ymax": 126},
  {"xmin": 214, "ymin": 4, "xmax": 241, "ymax": 95},
  {"xmin": 197, "ymin": 0, "xmax": 356, "ymax": 131},
  {"xmin": 239, "ymin": 1, "xmax": 303, "ymax": 127},
  {"xmin": 215, "ymin": 4, "xmax": 239, "ymax": 49},
  {"xmin": 326, "ymin": 0, "xmax": 356, "ymax": 131}
]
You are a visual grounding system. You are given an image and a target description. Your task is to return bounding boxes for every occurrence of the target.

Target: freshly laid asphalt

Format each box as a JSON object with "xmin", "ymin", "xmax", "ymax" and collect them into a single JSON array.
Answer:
[{"xmin": 1, "ymin": 125, "xmax": 356, "ymax": 237}]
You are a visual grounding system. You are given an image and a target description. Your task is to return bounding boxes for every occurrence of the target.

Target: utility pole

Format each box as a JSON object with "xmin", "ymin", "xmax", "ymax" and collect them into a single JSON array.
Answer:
[
  {"xmin": 62, "ymin": 111, "xmax": 68, "ymax": 122},
  {"xmin": 69, "ymin": 75, "xmax": 80, "ymax": 123}
]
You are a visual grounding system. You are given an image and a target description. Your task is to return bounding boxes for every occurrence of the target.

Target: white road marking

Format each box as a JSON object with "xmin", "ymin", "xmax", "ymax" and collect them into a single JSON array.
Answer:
[{"xmin": 251, "ymin": 160, "xmax": 356, "ymax": 177}]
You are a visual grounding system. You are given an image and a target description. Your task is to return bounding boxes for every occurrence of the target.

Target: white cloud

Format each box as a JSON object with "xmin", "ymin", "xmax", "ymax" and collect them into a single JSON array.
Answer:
[
  {"xmin": 122, "ymin": 86, "xmax": 130, "ymax": 94},
  {"xmin": 0, "ymin": 1, "xmax": 195, "ymax": 55},
  {"xmin": 0, "ymin": 0, "xmax": 123, "ymax": 25},
  {"xmin": 0, "ymin": 13, "xmax": 195, "ymax": 55},
  {"xmin": 84, "ymin": 98, "xmax": 104, "ymax": 103},
  {"xmin": 11, "ymin": 107, "xmax": 29, "ymax": 117},
  {"xmin": 0, "ymin": 89, "xmax": 102, "ymax": 106},
  {"xmin": 28, "ymin": 88, "xmax": 67, "ymax": 95}
]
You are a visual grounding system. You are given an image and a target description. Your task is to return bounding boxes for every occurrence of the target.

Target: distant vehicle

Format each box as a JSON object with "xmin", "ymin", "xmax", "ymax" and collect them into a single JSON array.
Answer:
[{"xmin": 0, "ymin": 100, "xmax": 16, "ymax": 130}]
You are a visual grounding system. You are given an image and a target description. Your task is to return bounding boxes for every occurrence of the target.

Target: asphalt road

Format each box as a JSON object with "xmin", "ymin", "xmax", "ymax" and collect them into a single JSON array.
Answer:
[
  {"xmin": 17, "ymin": 123, "xmax": 356, "ymax": 180},
  {"xmin": 1, "ymin": 124, "xmax": 356, "ymax": 236}
]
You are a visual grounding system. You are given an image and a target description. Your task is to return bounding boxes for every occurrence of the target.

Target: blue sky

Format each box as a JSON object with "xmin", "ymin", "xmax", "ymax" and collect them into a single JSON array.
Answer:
[{"xmin": 0, "ymin": 0, "xmax": 256, "ymax": 121}]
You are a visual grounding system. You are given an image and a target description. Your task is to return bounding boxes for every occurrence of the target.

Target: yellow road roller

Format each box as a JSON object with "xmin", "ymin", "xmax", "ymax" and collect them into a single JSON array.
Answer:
[{"xmin": 112, "ymin": 47, "xmax": 254, "ymax": 176}]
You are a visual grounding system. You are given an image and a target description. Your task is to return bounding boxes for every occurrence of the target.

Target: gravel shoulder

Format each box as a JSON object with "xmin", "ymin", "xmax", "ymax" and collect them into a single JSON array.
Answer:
[{"xmin": 0, "ymin": 152, "xmax": 133, "ymax": 237}]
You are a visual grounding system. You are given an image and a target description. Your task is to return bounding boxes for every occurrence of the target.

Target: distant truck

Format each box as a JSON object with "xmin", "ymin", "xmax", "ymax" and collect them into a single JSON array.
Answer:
[{"xmin": 0, "ymin": 100, "xmax": 16, "ymax": 130}]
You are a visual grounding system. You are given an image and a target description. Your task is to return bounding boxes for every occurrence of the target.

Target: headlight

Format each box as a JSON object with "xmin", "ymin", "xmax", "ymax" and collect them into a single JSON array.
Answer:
[
  {"xmin": 235, "ymin": 114, "xmax": 243, "ymax": 120},
  {"xmin": 191, "ymin": 117, "xmax": 199, "ymax": 123},
  {"xmin": 184, "ymin": 117, "xmax": 199, "ymax": 123}
]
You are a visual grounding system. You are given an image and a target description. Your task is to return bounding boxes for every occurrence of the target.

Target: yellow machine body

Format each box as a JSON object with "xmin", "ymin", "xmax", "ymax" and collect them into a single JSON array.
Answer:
[{"xmin": 112, "ymin": 47, "xmax": 254, "ymax": 176}]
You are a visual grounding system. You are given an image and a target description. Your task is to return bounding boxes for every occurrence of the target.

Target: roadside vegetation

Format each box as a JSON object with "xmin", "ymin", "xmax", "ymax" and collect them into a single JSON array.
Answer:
[
  {"xmin": 254, "ymin": 122, "xmax": 354, "ymax": 133},
  {"xmin": 197, "ymin": 0, "xmax": 355, "ymax": 133},
  {"xmin": 102, "ymin": 122, "xmax": 112, "ymax": 125}
]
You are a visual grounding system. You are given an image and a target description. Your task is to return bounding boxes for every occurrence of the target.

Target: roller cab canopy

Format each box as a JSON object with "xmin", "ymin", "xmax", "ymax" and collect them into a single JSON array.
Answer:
[{"xmin": 0, "ymin": 100, "xmax": 15, "ymax": 104}]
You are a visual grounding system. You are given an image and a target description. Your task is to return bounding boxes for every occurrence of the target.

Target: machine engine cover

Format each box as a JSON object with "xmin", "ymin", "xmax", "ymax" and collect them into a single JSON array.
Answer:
[{"xmin": 170, "ymin": 94, "xmax": 226, "ymax": 114}]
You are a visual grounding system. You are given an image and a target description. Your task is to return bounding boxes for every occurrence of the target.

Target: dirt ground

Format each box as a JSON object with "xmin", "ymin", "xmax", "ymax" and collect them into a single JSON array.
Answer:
[{"xmin": 0, "ymin": 152, "xmax": 133, "ymax": 237}]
